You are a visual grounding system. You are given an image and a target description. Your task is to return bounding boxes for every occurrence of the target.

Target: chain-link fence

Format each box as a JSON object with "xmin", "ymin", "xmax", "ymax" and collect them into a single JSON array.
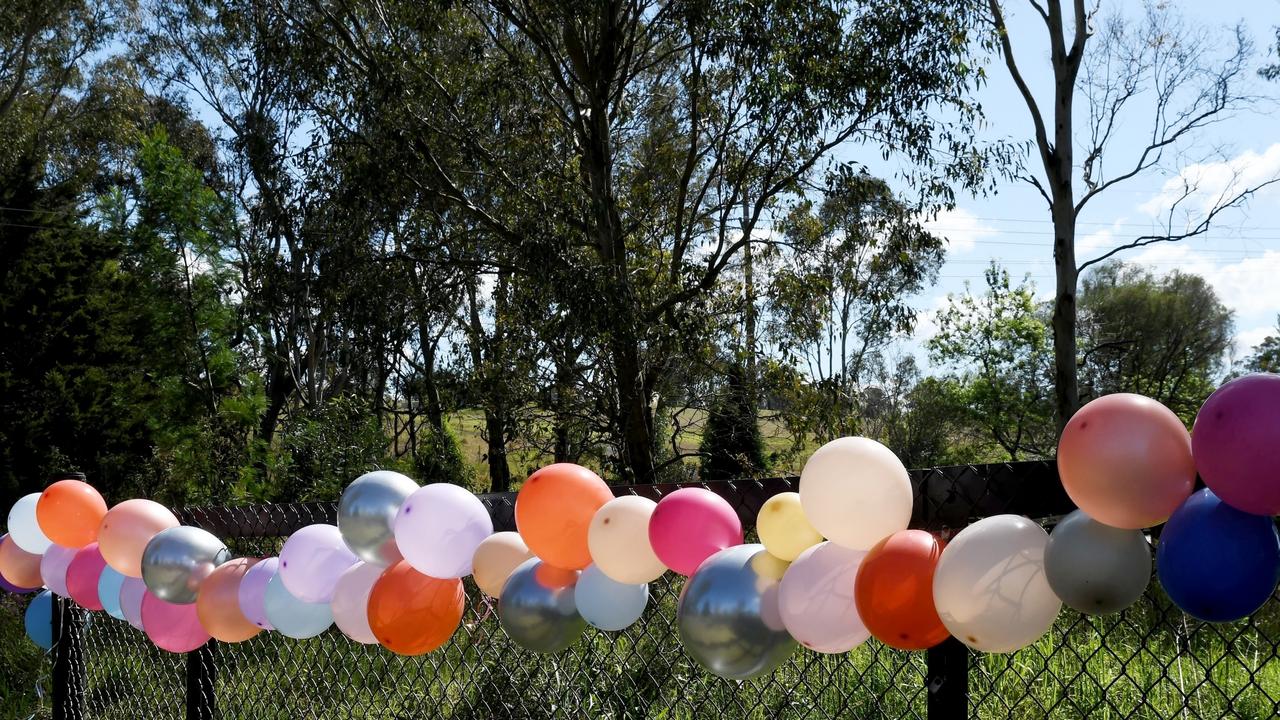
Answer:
[{"xmin": 13, "ymin": 461, "xmax": 1280, "ymax": 719}]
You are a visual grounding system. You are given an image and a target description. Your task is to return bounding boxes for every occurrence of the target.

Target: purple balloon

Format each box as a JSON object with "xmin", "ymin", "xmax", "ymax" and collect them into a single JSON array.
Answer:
[
  {"xmin": 392, "ymin": 483, "xmax": 494, "ymax": 578},
  {"xmin": 40, "ymin": 544, "xmax": 78, "ymax": 598},
  {"xmin": 0, "ymin": 572, "xmax": 37, "ymax": 594},
  {"xmin": 237, "ymin": 557, "xmax": 279, "ymax": 630},
  {"xmin": 279, "ymin": 525, "xmax": 357, "ymax": 603},
  {"xmin": 120, "ymin": 576, "xmax": 147, "ymax": 630},
  {"xmin": 1193, "ymin": 373, "xmax": 1280, "ymax": 515}
]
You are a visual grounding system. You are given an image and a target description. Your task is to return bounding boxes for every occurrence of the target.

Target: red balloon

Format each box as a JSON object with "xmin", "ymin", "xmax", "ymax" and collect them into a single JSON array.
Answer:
[{"xmin": 854, "ymin": 530, "xmax": 949, "ymax": 651}]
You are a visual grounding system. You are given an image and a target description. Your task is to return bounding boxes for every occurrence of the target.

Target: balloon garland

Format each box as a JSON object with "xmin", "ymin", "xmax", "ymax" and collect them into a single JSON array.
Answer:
[{"xmin": 3, "ymin": 373, "xmax": 1280, "ymax": 682}]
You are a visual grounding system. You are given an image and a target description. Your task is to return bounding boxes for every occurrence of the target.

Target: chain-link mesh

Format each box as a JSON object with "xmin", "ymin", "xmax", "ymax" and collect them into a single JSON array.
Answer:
[{"xmin": 8, "ymin": 461, "xmax": 1280, "ymax": 719}]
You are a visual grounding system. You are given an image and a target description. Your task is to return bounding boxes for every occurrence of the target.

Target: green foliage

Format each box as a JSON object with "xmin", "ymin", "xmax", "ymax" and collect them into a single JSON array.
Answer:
[
  {"xmin": 1244, "ymin": 315, "xmax": 1280, "ymax": 374},
  {"xmin": 413, "ymin": 423, "xmax": 472, "ymax": 489},
  {"xmin": 700, "ymin": 363, "xmax": 767, "ymax": 482},
  {"xmin": 274, "ymin": 395, "xmax": 390, "ymax": 501}
]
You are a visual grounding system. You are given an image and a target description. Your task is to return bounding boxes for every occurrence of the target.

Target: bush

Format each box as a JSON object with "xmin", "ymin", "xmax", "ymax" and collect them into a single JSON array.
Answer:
[{"xmin": 700, "ymin": 363, "xmax": 767, "ymax": 481}]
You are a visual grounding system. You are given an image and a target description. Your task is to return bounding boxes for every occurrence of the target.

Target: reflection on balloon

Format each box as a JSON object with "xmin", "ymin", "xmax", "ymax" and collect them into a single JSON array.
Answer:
[
  {"xmin": 141, "ymin": 526, "xmax": 230, "ymax": 604},
  {"xmin": 588, "ymin": 496, "xmax": 667, "ymax": 584},
  {"xmin": 367, "ymin": 561, "xmax": 464, "ymax": 655},
  {"xmin": 119, "ymin": 577, "xmax": 147, "ymax": 630},
  {"xmin": 575, "ymin": 564, "xmax": 647, "ymax": 631},
  {"xmin": 264, "ymin": 572, "xmax": 333, "ymax": 639},
  {"xmin": 472, "ymin": 532, "xmax": 534, "ymax": 598},
  {"xmin": 1192, "ymin": 374, "xmax": 1280, "ymax": 515},
  {"xmin": 36, "ymin": 479, "xmax": 108, "ymax": 548},
  {"xmin": 66, "ymin": 543, "xmax": 108, "ymax": 610},
  {"xmin": 197, "ymin": 558, "xmax": 262, "ymax": 643},
  {"xmin": 1045, "ymin": 510, "xmax": 1150, "ymax": 615},
  {"xmin": 330, "ymin": 561, "xmax": 383, "ymax": 644},
  {"xmin": 677, "ymin": 544, "xmax": 796, "ymax": 680},
  {"xmin": 778, "ymin": 542, "xmax": 868, "ymax": 654},
  {"xmin": 498, "ymin": 558, "xmax": 586, "ymax": 653},
  {"xmin": 393, "ymin": 483, "xmax": 493, "ymax": 579},
  {"xmin": 237, "ymin": 557, "xmax": 278, "ymax": 630},
  {"xmin": 648, "ymin": 488, "xmax": 742, "ymax": 576},
  {"xmin": 515, "ymin": 464, "xmax": 613, "ymax": 570},
  {"xmin": 854, "ymin": 530, "xmax": 948, "ymax": 650},
  {"xmin": 142, "ymin": 592, "xmax": 211, "ymax": 653},
  {"xmin": 757, "ymin": 492, "xmax": 823, "ymax": 562},
  {"xmin": 99, "ymin": 566, "xmax": 127, "ymax": 621},
  {"xmin": 0, "ymin": 533, "xmax": 44, "ymax": 590},
  {"xmin": 338, "ymin": 470, "xmax": 418, "ymax": 566},
  {"xmin": 7, "ymin": 494, "xmax": 53, "ymax": 554},
  {"xmin": 278, "ymin": 524, "xmax": 357, "ymax": 603},
  {"xmin": 25, "ymin": 590, "xmax": 54, "ymax": 650},
  {"xmin": 98, "ymin": 499, "xmax": 179, "ymax": 578},
  {"xmin": 41, "ymin": 544, "xmax": 77, "ymax": 598},
  {"xmin": 799, "ymin": 437, "xmax": 912, "ymax": 550}
]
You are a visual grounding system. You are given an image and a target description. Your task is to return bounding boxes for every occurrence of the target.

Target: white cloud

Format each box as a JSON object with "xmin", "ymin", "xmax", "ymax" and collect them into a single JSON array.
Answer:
[
  {"xmin": 923, "ymin": 207, "xmax": 994, "ymax": 254},
  {"xmin": 1128, "ymin": 244, "xmax": 1280, "ymax": 318},
  {"xmin": 1237, "ymin": 324, "xmax": 1275, "ymax": 357},
  {"xmin": 1138, "ymin": 144, "xmax": 1280, "ymax": 223}
]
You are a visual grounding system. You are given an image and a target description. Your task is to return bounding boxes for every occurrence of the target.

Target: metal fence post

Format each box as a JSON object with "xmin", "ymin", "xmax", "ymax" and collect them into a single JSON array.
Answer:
[
  {"xmin": 186, "ymin": 640, "xmax": 216, "ymax": 720},
  {"xmin": 51, "ymin": 595, "xmax": 85, "ymax": 720},
  {"xmin": 926, "ymin": 636, "xmax": 969, "ymax": 718}
]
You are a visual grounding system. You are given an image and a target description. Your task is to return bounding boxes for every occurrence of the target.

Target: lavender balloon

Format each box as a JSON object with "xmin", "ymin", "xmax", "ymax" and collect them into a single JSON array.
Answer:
[
  {"xmin": 120, "ymin": 577, "xmax": 147, "ymax": 630},
  {"xmin": 1193, "ymin": 373, "xmax": 1280, "ymax": 515},
  {"xmin": 393, "ymin": 484, "xmax": 493, "ymax": 579},
  {"xmin": 279, "ymin": 525, "xmax": 357, "ymax": 603},
  {"xmin": 40, "ymin": 544, "xmax": 78, "ymax": 597},
  {"xmin": 237, "ymin": 557, "xmax": 279, "ymax": 630}
]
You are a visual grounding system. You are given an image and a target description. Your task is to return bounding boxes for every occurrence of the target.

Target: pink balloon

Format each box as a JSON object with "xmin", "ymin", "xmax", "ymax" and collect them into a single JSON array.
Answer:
[
  {"xmin": 330, "ymin": 561, "xmax": 383, "ymax": 644},
  {"xmin": 778, "ymin": 542, "xmax": 869, "ymax": 653},
  {"xmin": 1193, "ymin": 374, "xmax": 1280, "ymax": 515},
  {"xmin": 120, "ymin": 577, "xmax": 147, "ymax": 630},
  {"xmin": 237, "ymin": 557, "xmax": 278, "ymax": 630},
  {"xmin": 279, "ymin": 525, "xmax": 357, "ymax": 603},
  {"xmin": 142, "ymin": 591, "xmax": 211, "ymax": 653},
  {"xmin": 66, "ymin": 543, "xmax": 108, "ymax": 610},
  {"xmin": 648, "ymin": 488, "xmax": 743, "ymax": 576},
  {"xmin": 40, "ymin": 544, "xmax": 78, "ymax": 597}
]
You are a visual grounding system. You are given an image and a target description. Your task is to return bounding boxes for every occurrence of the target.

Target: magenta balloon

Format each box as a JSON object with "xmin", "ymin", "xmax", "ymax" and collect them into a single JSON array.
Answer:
[
  {"xmin": 279, "ymin": 525, "xmax": 357, "ymax": 603},
  {"xmin": 120, "ymin": 577, "xmax": 147, "ymax": 630},
  {"xmin": 237, "ymin": 557, "xmax": 278, "ymax": 630},
  {"xmin": 1193, "ymin": 373, "xmax": 1280, "ymax": 515},
  {"xmin": 330, "ymin": 561, "xmax": 382, "ymax": 644},
  {"xmin": 40, "ymin": 544, "xmax": 78, "ymax": 597},
  {"xmin": 66, "ymin": 543, "xmax": 108, "ymax": 610},
  {"xmin": 648, "ymin": 488, "xmax": 743, "ymax": 576},
  {"xmin": 142, "ymin": 591, "xmax": 211, "ymax": 653}
]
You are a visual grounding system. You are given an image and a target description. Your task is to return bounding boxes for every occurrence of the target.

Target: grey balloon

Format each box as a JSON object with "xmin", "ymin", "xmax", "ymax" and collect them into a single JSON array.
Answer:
[
  {"xmin": 140, "ymin": 526, "xmax": 231, "ymax": 604},
  {"xmin": 498, "ymin": 558, "xmax": 586, "ymax": 653},
  {"xmin": 338, "ymin": 470, "xmax": 419, "ymax": 566},
  {"xmin": 677, "ymin": 544, "xmax": 796, "ymax": 681},
  {"xmin": 1045, "ymin": 509, "xmax": 1151, "ymax": 615}
]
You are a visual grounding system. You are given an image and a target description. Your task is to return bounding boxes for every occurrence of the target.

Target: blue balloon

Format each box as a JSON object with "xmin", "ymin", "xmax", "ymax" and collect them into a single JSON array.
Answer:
[
  {"xmin": 25, "ymin": 590, "xmax": 54, "ymax": 650},
  {"xmin": 98, "ymin": 566, "xmax": 127, "ymax": 621},
  {"xmin": 1157, "ymin": 488, "xmax": 1280, "ymax": 623},
  {"xmin": 263, "ymin": 572, "xmax": 332, "ymax": 639},
  {"xmin": 574, "ymin": 564, "xmax": 648, "ymax": 631}
]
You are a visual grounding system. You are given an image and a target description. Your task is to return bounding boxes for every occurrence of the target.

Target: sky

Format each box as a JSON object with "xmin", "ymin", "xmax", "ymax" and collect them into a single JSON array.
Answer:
[{"xmin": 896, "ymin": 0, "xmax": 1280, "ymax": 370}]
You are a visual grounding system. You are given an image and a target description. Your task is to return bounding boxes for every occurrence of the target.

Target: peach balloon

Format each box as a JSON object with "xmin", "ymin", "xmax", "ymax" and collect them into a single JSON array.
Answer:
[
  {"xmin": 1058, "ymin": 394, "xmax": 1195, "ymax": 529},
  {"xmin": 98, "ymin": 499, "xmax": 180, "ymax": 577},
  {"xmin": 0, "ymin": 534, "xmax": 44, "ymax": 589},
  {"xmin": 587, "ymin": 496, "xmax": 667, "ymax": 584},
  {"xmin": 36, "ymin": 480, "xmax": 108, "ymax": 548},
  {"xmin": 196, "ymin": 558, "xmax": 262, "ymax": 643},
  {"xmin": 471, "ymin": 532, "xmax": 534, "ymax": 598},
  {"xmin": 515, "ymin": 464, "xmax": 614, "ymax": 570}
]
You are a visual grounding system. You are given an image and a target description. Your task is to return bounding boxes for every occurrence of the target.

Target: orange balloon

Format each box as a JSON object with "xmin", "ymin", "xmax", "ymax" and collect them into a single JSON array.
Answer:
[
  {"xmin": 515, "ymin": 464, "xmax": 613, "ymax": 570},
  {"xmin": 533, "ymin": 563, "xmax": 579, "ymax": 590},
  {"xmin": 1058, "ymin": 393, "xmax": 1195, "ymax": 529},
  {"xmin": 98, "ymin": 499, "xmax": 180, "ymax": 577},
  {"xmin": 196, "ymin": 558, "xmax": 262, "ymax": 643},
  {"xmin": 854, "ymin": 530, "xmax": 949, "ymax": 651},
  {"xmin": 0, "ymin": 535, "xmax": 43, "ymax": 588},
  {"xmin": 367, "ymin": 561, "xmax": 464, "ymax": 656},
  {"xmin": 36, "ymin": 480, "xmax": 108, "ymax": 548}
]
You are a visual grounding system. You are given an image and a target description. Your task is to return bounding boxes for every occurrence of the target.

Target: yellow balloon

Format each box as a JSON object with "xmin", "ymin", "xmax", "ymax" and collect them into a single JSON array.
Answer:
[{"xmin": 757, "ymin": 492, "xmax": 823, "ymax": 561}]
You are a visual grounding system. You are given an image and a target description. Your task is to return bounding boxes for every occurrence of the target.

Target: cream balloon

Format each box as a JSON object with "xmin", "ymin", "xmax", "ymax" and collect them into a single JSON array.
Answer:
[
  {"xmin": 757, "ymin": 492, "xmax": 823, "ymax": 562},
  {"xmin": 587, "ymin": 496, "xmax": 667, "ymax": 584},
  {"xmin": 932, "ymin": 515, "xmax": 1061, "ymax": 653},
  {"xmin": 799, "ymin": 437, "xmax": 912, "ymax": 550},
  {"xmin": 471, "ymin": 532, "xmax": 534, "ymax": 598}
]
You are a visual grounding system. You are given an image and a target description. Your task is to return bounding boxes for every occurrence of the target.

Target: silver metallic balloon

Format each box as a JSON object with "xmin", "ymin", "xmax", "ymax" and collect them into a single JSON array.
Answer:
[
  {"xmin": 338, "ymin": 470, "xmax": 419, "ymax": 566},
  {"xmin": 140, "ymin": 526, "xmax": 230, "ymax": 604},
  {"xmin": 1045, "ymin": 509, "xmax": 1151, "ymax": 615},
  {"xmin": 677, "ymin": 544, "xmax": 796, "ymax": 681},
  {"xmin": 498, "ymin": 558, "xmax": 586, "ymax": 653}
]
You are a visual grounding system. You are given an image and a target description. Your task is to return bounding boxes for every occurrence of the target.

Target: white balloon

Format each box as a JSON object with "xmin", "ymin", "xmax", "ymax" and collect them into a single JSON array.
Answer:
[
  {"xmin": 777, "ymin": 542, "xmax": 869, "ymax": 653},
  {"xmin": 587, "ymin": 496, "xmax": 667, "ymax": 584},
  {"xmin": 932, "ymin": 515, "xmax": 1061, "ymax": 653},
  {"xmin": 7, "ymin": 494, "xmax": 53, "ymax": 554},
  {"xmin": 799, "ymin": 437, "xmax": 912, "ymax": 550}
]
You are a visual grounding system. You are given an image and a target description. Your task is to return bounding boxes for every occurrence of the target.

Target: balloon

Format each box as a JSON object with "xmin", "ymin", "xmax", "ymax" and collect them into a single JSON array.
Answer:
[
  {"xmin": 142, "ymin": 592, "xmax": 210, "ymax": 653},
  {"xmin": 119, "ymin": 577, "xmax": 147, "ymax": 630},
  {"xmin": 40, "ymin": 544, "xmax": 77, "ymax": 598},
  {"xmin": 0, "ymin": 572, "xmax": 37, "ymax": 594},
  {"xmin": 264, "ymin": 572, "xmax": 333, "ymax": 639},
  {"xmin": 757, "ymin": 492, "xmax": 823, "ymax": 562},
  {"xmin": 933, "ymin": 515, "xmax": 1060, "ymax": 653},
  {"xmin": 677, "ymin": 544, "xmax": 795, "ymax": 680},
  {"xmin": 799, "ymin": 437, "xmax": 912, "ymax": 550},
  {"xmin": 66, "ymin": 543, "xmax": 108, "ymax": 610},
  {"xmin": 36, "ymin": 479, "xmax": 108, "ymax": 548},
  {"xmin": 575, "ymin": 564, "xmax": 648, "ymax": 631},
  {"xmin": 0, "ymin": 533, "xmax": 44, "ymax": 589},
  {"xmin": 237, "ymin": 557, "xmax": 278, "ymax": 630},
  {"xmin": 25, "ymin": 590, "xmax": 54, "ymax": 650},
  {"xmin": 471, "ymin": 532, "xmax": 534, "ymax": 598},
  {"xmin": 196, "ymin": 558, "xmax": 262, "ymax": 643},
  {"xmin": 367, "ymin": 561, "xmax": 464, "ymax": 655},
  {"xmin": 1157, "ymin": 488, "xmax": 1280, "ymax": 623},
  {"xmin": 98, "ymin": 566, "xmax": 127, "ymax": 620},
  {"xmin": 278, "ymin": 524, "xmax": 357, "ymax": 603},
  {"xmin": 141, "ymin": 526, "xmax": 230, "ymax": 604},
  {"xmin": 1058, "ymin": 393, "xmax": 1195, "ymax": 529},
  {"xmin": 393, "ymin": 483, "xmax": 493, "ymax": 579},
  {"xmin": 648, "ymin": 488, "xmax": 743, "ymax": 576},
  {"xmin": 777, "ymin": 542, "xmax": 868, "ymax": 653},
  {"xmin": 1192, "ymin": 374, "xmax": 1280, "ymax": 515},
  {"xmin": 1045, "ymin": 510, "xmax": 1150, "ymax": 615},
  {"xmin": 338, "ymin": 470, "xmax": 418, "ymax": 566},
  {"xmin": 330, "ymin": 562, "xmax": 383, "ymax": 644},
  {"xmin": 498, "ymin": 558, "xmax": 585, "ymax": 653},
  {"xmin": 7, "ymin": 493, "xmax": 53, "ymax": 554},
  {"xmin": 98, "ymin": 499, "xmax": 179, "ymax": 577},
  {"xmin": 587, "ymin": 496, "xmax": 666, "ymax": 584},
  {"xmin": 854, "ymin": 530, "xmax": 949, "ymax": 650},
  {"xmin": 515, "ymin": 463, "xmax": 613, "ymax": 570}
]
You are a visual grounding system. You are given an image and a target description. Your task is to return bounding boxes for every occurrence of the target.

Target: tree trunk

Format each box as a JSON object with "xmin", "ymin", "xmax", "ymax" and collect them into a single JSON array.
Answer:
[
  {"xmin": 1051, "ymin": 204, "xmax": 1080, "ymax": 433},
  {"xmin": 484, "ymin": 409, "xmax": 511, "ymax": 492},
  {"xmin": 742, "ymin": 195, "xmax": 758, "ymax": 408},
  {"xmin": 613, "ymin": 339, "xmax": 657, "ymax": 483},
  {"xmin": 416, "ymin": 315, "xmax": 445, "ymax": 433}
]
